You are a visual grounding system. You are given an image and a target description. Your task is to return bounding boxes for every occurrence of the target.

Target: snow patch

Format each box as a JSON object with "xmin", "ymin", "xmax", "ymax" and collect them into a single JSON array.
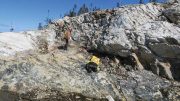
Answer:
[{"xmin": 0, "ymin": 32, "xmax": 34, "ymax": 56}]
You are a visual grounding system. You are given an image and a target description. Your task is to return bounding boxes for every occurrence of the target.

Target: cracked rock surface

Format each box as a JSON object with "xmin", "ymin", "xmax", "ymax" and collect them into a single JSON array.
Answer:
[
  {"xmin": 0, "ymin": 2, "xmax": 180, "ymax": 101},
  {"xmin": 51, "ymin": 3, "xmax": 180, "ymax": 81}
]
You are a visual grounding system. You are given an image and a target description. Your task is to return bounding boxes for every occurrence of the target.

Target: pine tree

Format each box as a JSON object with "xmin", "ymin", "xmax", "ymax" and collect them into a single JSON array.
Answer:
[
  {"xmin": 68, "ymin": 10, "xmax": 76, "ymax": 17},
  {"xmin": 93, "ymin": 6, "xmax": 100, "ymax": 11},
  {"xmin": 71, "ymin": 4, "xmax": 77, "ymax": 17},
  {"xmin": 66, "ymin": 4, "xmax": 77, "ymax": 17},
  {"xmin": 139, "ymin": 0, "xmax": 144, "ymax": 4},
  {"xmin": 45, "ymin": 18, "xmax": 52, "ymax": 24},
  {"xmin": 10, "ymin": 27, "xmax": 14, "ymax": 32},
  {"xmin": 45, "ymin": 10, "xmax": 52, "ymax": 24},
  {"xmin": 78, "ymin": 4, "xmax": 89, "ymax": 15},
  {"xmin": 65, "ymin": 3, "xmax": 101, "ymax": 17},
  {"xmin": 149, "ymin": 0, "xmax": 157, "ymax": 2},
  {"xmin": 117, "ymin": 2, "xmax": 120, "ymax": 7},
  {"xmin": 90, "ymin": 3, "xmax": 93, "ymax": 11},
  {"xmin": 38, "ymin": 23, "xmax": 43, "ymax": 30},
  {"xmin": 73, "ymin": 4, "xmax": 77, "ymax": 13}
]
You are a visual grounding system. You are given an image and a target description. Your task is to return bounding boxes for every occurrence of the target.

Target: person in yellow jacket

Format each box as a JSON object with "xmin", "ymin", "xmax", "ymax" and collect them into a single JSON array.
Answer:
[{"xmin": 85, "ymin": 55, "xmax": 100, "ymax": 73}]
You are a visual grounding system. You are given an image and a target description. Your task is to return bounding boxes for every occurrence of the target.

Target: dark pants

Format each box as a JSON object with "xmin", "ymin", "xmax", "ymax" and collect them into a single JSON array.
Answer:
[
  {"xmin": 64, "ymin": 39, "xmax": 69, "ymax": 50},
  {"xmin": 85, "ymin": 62, "xmax": 98, "ymax": 73}
]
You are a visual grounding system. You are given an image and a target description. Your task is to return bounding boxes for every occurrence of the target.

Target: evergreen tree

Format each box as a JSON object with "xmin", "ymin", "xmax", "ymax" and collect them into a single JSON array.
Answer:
[
  {"xmin": 10, "ymin": 27, "xmax": 14, "ymax": 32},
  {"xmin": 45, "ymin": 10, "xmax": 52, "ymax": 24},
  {"xmin": 65, "ymin": 3, "xmax": 101, "ymax": 17},
  {"xmin": 73, "ymin": 4, "xmax": 77, "ymax": 13},
  {"xmin": 65, "ymin": 4, "xmax": 77, "ymax": 17},
  {"xmin": 71, "ymin": 4, "xmax": 77, "ymax": 17},
  {"xmin": 149, "ymin": 0, "xmax": 158, "ymax": 2},
  {"xmin": 38, "ymin": 23, "xmax": 43, "ymax": 30},
  {"xmin": 68, "ymin": 10, "xmax": 76, "ymax": 17},
  {"xmin": 93, "ymin": 6, "xmax": 100, "ymax": 11},
  {"xmin": 90, "ymin": 3, "xmax": 93, "ymax": 11},
  {"xmin": 9, "ymin": 23, "xmax": 14, "ymax": 32},
  {"xmin": 78, "ymin": 4, "xmax": 89, "ymax": 15},
  {"xmin": 45, "ymin": 18, "xmax": 52, "ymax": 24},
  {"xmin": 117, "ymin": 2, "xmax": 120, "ymax": 7},
  {"xmin": 139, "ymin": 0, "xmax": 144, "ymax": 4}
]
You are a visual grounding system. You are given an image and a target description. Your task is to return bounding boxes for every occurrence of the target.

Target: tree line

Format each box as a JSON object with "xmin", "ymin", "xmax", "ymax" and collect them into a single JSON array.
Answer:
[
  {"xmin": 65, "ymin": 0, "xmax": 164, "ymax": 17},
  {"xmin": 64, "ymin": 3, "xmax": 100, "ymax": 17},
  {"xmin": 38, "ymin": 0, "xmax": 166, "ymax": 30},
  {"xmin": 38, "ymin": 3, "xmax": 100, "ymax": 30},
  {"xmin": 140, "ymin": 0, "xmax": 154, "ymax": 4}
]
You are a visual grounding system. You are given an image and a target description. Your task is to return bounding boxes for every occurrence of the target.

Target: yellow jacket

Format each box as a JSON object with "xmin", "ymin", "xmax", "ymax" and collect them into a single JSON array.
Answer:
[{"xmin": 90, "ymin": 56, "xmax": 100, "ymax": 66}]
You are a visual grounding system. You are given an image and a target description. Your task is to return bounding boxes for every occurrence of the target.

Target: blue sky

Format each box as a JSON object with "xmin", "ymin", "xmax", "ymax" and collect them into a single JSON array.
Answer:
[{"xmin": 0, "ymin": 0, "xmax": 165, "ymax": 32}]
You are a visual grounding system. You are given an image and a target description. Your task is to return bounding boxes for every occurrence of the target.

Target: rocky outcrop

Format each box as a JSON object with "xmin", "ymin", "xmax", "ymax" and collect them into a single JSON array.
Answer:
[
  {"xmin": 0, "ymin": 50, "xmax": 178, "ymax": 101},
  {"xmin": 163, "ymin": 2, "xmax": 180, "ymax": 24},
  {"xmin": 160, "ymin": 86, "xmax": 180, "ymax": 101},
  {"xmin": 0, "ymin": 2, "xmax": 180, "ymax": 101},
  {"xmin": 167, "ymin": 0, "xmax": 179, "ymax": 4},
  {"xmin": 130, "ymin": 53, "xmax": 144, "ymax": 70},
  {"xmin": 50, "ymin": 3, "xmax": 180, "ymax": 80},
  {"xmin": 155, "ymin": 59, "xmax": 174, "ymax": 80}
]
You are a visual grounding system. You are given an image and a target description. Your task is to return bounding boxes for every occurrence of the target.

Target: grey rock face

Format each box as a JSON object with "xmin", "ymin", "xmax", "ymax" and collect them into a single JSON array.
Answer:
[
  {"xmin": 0, "ymin": 52, "xmax": 178, "ymax": 101},
  {"xmin": 167, "ymin": 0, "xmax": 179, "ymax": 4},
  {"xmin": 148, "ymin": 43, "xmax": 180, "ymax": 59},
  {"xmin": 53, "ymin": 3, "xmax": 164, "ymax": 56},
  {"xmin": 0, "ymin": 2, "xmax": 180, "ymax": 101},
  {"xmin": 155, "ymin": 59, "xmax": 174, "ymax": 80},
  {"xmin": 160, "ymin": 86, "xmax": 180, "ymax": 101},
  {"xmin": 53, "ymin": 3, "xmax": 180, "ymax": 59},
  {"xmin": 163, "ymin": 3, "xmax": 180, "ymax": 24},
  {"xmin": 51, "ymin": 3, "xmax": 180, "ymax": 80}
]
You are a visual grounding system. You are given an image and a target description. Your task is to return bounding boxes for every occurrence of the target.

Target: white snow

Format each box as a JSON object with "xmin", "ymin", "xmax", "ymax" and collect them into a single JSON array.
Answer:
[{"xmin": 0, "ymin": 32, "xmax": 34, "ymax": 56}]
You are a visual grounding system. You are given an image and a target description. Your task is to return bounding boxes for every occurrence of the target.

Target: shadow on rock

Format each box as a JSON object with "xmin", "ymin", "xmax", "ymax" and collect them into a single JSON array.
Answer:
[{"xmin": 0, "ymin": 87, "xmax": 108, "ymax": 101}]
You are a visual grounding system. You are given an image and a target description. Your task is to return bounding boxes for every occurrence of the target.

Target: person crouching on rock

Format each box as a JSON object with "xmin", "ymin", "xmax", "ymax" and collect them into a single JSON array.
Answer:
[
  {"xmin": 64, "ymin": 28, "xmax": 72, "ymax": 50},
  {"xmin": 85, "ymin": 55, "xmax": 100, "ymax": 73}
]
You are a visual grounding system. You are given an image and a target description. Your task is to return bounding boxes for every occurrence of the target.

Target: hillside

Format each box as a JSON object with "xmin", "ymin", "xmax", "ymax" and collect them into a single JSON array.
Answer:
[{"xmin": 0, "ymin": 2, "xmax": 180, "ymax": 101}]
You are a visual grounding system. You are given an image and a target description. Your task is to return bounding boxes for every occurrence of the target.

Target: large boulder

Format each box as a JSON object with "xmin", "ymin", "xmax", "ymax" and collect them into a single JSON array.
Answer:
[
  {"xmin": 163, "ymin": 3, "xmax": 180, "ymax": 24},
  {"xmin": 148, "ymin": 43, "xmax": 180, "ymax": 59}
]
